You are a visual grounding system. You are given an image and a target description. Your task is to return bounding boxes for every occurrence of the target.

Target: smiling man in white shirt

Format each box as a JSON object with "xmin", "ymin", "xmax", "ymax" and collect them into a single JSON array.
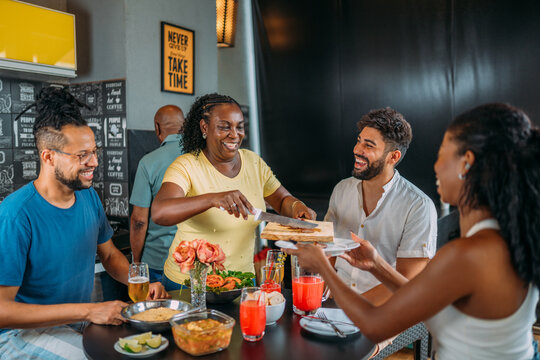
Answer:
[{"xmin": 326, "ymin": 107, "xmax": 437, "ymax": 306}]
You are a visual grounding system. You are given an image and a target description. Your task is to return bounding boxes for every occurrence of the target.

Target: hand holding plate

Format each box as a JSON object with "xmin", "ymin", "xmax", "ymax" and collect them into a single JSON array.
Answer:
[{"xmin": 339, "ymin": 232, "xmax": 379, "ymax": 271}]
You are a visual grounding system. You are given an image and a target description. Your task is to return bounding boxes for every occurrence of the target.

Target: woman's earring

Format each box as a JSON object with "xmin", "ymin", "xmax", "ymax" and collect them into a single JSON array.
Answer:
[
  {"xmin": 202, "ymin": 133, "xmax": 207, "ymax": 139},
  {"xmin": 458, "ymin": 163, "xmax": 471, "ymax": 180}
]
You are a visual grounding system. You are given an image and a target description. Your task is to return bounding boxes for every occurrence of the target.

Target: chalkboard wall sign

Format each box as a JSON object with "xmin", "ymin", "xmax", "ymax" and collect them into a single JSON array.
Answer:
[
  {"xmin": 0, "ymin": 76, "xmax": 43, "ymax": 202},
  {"xmin": 11, "ymin": 80, "xmax": 41, "ymax": 115},
  {"xmin": 0, "ymin": 78, "xmax": 12, "ymax": 114},
  {"xmin": 103, "ymin": 80, "xmax": 126, "ymax": 114},
  {"xmin": 104, "ymin": 149, "xmax": 128, "ymax": 182},
  {"xmin": 87, "ymin": 116, "xmax": 104, "ymax": 148},
  {"xmin": 70, "ymin": 79, "xmax": 129, "ymax": 218},
  {"xmin": 0, "ymin": 149, "xmax": 14, "ymax": 202},
  {"xmin": 105, "ymin": 182, "xmax": 129, "ymax": 217},
  {"xmin": 104, "ymin": 116, "xmax": 126, "ymax": 148},
  {"xmin": 13, "ymin": 115, "xmax": 36, "ymax": 148},
  {"xmin": 71, "ymin": 82, "xmax": 104, "ymax": 116},
  {"xmin": 0, "ymin": 114, "xmax": 13, "ymax": 148},
  {"xmin": 13, "ymin": 149, "xmax": 39, "ymax": 184}
]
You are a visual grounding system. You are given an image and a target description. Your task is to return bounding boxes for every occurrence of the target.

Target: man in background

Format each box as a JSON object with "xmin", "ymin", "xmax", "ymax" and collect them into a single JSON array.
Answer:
[
  {"xmin": 130, "ymin": 105, "xmax": 185, "ymax": 282},
  {"xmin": 326, "ymin": 107, "xmax": 437, "ymax": 306}
]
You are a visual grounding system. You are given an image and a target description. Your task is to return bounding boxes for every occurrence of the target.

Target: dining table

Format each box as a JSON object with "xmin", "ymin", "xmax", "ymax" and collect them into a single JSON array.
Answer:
[{"xmin": 82, "ymin": 289, "xmax": 376, "ymax": 359}]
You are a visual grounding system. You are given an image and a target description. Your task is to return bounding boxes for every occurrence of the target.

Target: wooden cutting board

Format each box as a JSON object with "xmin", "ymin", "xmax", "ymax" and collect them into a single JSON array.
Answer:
[{"xmin": 260, "ymin": 220, "xmax": 334, "ymax": 242}]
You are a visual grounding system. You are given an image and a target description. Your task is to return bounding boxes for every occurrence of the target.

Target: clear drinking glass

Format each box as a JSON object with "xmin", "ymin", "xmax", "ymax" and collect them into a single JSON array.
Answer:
[
  {"xmin": 239, "ymin": 287, "xmax": 266, "ymax": 341},
  {"xmin": 128, "ymin": 262, "xmax": 150, "ymax": 303},
  {"xmin": 260, "ymin": 265, "xmax": 282, "ymax": 293},
  {"xmin": 265, "ymin": 250, "xmax": 285, "ymax": 283},
  {"xmin": 291, "ymin": 255, "xmax": 329, "ymax": 315}
]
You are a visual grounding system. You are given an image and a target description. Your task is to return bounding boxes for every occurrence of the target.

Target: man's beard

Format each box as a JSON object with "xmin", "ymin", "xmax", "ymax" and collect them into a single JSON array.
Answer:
[
  {"xmin": 352, "ymin": 155, "xmax": 386, "ymax": 180},
  {"xmin": 55, "ymin": 167, "xmax": 91, "ymax": 191}
]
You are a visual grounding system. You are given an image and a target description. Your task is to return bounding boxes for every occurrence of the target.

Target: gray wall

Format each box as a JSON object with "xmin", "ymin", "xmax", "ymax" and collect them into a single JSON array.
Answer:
[
  {"xmin": 217, "ymin": 1, "xmax": 250, "ymax": 106},
  {"xmin": 125, "ymin": 0, "xmax": 218, "ymax": 130},
  {"xmin": 68, "ymin": 0, "xmax": 126, "ymax": 82},
  {"xmin": 67, "ymin": 0, "xmax": 218, "ymax": 130}
]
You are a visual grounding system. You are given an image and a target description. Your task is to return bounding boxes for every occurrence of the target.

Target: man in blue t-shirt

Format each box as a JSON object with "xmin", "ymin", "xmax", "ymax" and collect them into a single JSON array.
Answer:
[
  {"xmin": 130, "ymin": 105, "xmax": 185, "ymax": 283},
  {"xmin": 0, "ymin": 87, "xmax": 168, "ymax": 360}
]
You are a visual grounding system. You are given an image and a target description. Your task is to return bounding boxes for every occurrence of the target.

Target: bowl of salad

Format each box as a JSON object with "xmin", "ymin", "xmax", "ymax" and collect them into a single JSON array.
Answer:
[{"xmin": 184, "ymin": 270, "xmax": 255, "ymax": 304}]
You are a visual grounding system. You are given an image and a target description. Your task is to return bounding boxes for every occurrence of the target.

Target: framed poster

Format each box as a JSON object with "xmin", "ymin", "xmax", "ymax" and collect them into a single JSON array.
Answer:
[{"xmin": 161, "ymin": 22, "xmax": 194, "ymax": 95}]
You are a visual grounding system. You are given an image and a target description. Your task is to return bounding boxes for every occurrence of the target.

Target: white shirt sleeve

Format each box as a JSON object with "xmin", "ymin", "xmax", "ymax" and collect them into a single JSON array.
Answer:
[
  {"xmin": 324, "ymin": 187, "xmax": 337, "ymax": 223},
  {"xmin": 397, "ymin": 196, "xmax": 437, "ymax": 259}
]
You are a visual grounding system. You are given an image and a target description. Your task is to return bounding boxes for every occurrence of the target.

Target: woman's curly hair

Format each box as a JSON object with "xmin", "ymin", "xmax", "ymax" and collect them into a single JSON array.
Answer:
[
  {"xmin": 181, "ymin": 93, "xmax": 240, "ymax": 155},
  {"xmin": 448, "ymin": 103, "xmax": 540, "ymax": 287}
]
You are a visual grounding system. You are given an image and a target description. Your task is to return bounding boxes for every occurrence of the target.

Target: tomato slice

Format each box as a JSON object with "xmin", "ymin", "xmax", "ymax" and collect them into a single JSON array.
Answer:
[
  {"xmin": 224, "ymin": 277, "xmax": 241, "ymax": 285},
  {"xmin": 221, "ymin": 277, "xmax": 242, "ymax": 290},
  {"xmin": 206, "ymin": 274, "xmax": 225, "ymax": 288},
  {"xmin": 222, "ymin": 281, "xmax": 236, "ymax": 290}
]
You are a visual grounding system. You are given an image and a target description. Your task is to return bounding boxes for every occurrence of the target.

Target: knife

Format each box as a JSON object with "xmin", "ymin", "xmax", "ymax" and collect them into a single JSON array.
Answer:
[{"xmin": 253, "ymin": 208, "xmax": 318, "ymax": 229}]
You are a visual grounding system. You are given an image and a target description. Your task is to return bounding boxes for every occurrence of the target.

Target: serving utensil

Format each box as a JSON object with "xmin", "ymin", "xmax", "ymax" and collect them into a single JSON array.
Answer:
[{"xmin": 253, "ymin": 208, "xmax": 317, "ymax": 229}]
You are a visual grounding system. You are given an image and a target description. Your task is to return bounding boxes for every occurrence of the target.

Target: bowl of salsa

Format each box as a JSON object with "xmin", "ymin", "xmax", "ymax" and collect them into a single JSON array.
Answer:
[{"xmin": 169, "ymin": 309, "xmax": 235, "ymax": 356}]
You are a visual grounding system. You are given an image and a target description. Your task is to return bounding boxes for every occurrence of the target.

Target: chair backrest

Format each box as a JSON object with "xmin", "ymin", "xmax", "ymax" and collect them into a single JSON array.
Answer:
[{"xmin": 436, "ymin": 210, "xmax": 460, "ymax": 250}]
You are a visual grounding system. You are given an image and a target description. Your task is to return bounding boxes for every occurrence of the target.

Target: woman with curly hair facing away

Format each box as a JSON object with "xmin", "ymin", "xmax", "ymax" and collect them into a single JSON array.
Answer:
[
  {"xmin": 286, "ymin": 103, "xmax": 540, "ymax": 359},
  {"xmin": 153, "ymin": 93, "xmax": 317, "ymax": 289}
]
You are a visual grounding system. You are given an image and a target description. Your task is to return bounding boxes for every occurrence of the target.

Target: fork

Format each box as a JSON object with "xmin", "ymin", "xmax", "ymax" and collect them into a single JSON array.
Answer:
[{"xmin": 318, "ymin": 311, "xmax": 346, "ymax": 338}]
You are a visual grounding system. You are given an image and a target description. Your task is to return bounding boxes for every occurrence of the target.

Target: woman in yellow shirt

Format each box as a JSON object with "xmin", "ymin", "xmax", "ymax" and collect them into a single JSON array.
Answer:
[{"xmin": 152, "ymin": 93, "xmax": 316, "ymax": 289}]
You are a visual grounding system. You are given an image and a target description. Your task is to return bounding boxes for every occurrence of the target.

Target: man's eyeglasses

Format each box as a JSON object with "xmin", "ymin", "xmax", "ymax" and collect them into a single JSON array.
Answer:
[{"xmin": 51, "ymin": 148, "xmax": 102, "ymax": 165}]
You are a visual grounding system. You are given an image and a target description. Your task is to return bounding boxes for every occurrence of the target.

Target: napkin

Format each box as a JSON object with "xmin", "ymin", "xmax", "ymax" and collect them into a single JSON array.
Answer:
[{"xmin": 303, "ymin": 308, "xmax": 359, "ymax": 335}]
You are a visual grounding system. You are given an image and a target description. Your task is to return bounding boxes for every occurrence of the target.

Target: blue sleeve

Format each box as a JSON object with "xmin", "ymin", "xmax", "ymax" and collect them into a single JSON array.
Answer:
[
  {"xmin": 129, "ymin": 158, "xmax": 152, "ymax": 208},
  {"xmin": 0, "ymin": 210, "xmax": 31, "ymax": 287}
]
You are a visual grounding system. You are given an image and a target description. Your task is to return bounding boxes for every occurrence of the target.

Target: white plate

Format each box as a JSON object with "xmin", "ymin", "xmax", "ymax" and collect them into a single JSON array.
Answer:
[
  {"xmin": 114, "ymin": 334, "xmax": 169, "ymax": 358},
  {"xmin": 299, "ymin": 308, "xmax": 359, "ymax": 337},
  {"xmin": 275, "ymin": 238, "xmax": 359, "ymax": 256}
]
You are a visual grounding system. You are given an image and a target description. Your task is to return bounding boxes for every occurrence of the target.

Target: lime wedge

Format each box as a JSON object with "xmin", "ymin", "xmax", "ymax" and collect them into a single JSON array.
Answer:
[
  {"xmin": 118, "ymin": 338, "xmax": 139, "ymax": 348},
  {"xmin": 146, "ymin": 335, "xmax": 162, "ymax": 349},
  {"xmin": 133, "ymin": 331, "xmax": 152, "ymax": 344},
  {"xmin": 118, "ymin": 338, "xmax": 143, "ymax": 353},
  {"xmin": 124, "ymin": 342, "xmax": 143, "ymax": 353}
]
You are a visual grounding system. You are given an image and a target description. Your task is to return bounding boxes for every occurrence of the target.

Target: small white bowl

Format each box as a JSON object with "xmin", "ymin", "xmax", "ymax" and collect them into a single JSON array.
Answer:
[{"xmin": 266, "ymin": 299, "xmax": 285, "ymax": 325}]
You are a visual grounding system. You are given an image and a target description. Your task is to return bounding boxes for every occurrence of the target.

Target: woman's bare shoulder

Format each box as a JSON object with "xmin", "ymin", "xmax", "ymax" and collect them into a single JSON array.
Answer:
[{"xmin": 436, "ymin": 230, "xmax": 509, "ymax": 272}]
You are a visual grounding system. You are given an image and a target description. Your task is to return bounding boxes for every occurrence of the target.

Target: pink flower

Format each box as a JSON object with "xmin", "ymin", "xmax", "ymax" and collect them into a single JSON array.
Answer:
[
  {"xmin": 195, "ymin": 239, "xmax": 226, "ymax": 270},
  {"xmin": 172, "ymin": 241, "xmax": 196, "ymax": 273},
  {"xmin": 173, "ymin": 239, "xmax": 227, "ymax": 273}
]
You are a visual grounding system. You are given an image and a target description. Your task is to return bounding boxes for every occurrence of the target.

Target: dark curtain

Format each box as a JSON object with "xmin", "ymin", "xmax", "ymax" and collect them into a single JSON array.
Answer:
[{"xmin": 253, "ymin": 0, "xmax": 540, "ymax": 209}]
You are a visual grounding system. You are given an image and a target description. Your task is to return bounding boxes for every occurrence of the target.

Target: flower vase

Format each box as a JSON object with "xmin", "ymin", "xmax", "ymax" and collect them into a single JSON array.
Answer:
[{"xmin": 189, "ymin": 261, "xmax": 208, "ymax": 309}]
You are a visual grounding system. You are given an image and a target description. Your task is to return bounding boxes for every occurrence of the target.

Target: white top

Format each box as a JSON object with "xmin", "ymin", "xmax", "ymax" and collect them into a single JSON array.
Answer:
[
  {"xmin": 325, "ymin": 171, "xmax": 437, "ymax": 292},
  {"xmin": 426, "ymin": 219, "xmax": 539, "ymax": 360}
]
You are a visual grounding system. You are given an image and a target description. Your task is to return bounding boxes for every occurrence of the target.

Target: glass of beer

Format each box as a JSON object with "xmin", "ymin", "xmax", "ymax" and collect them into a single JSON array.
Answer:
[{"xmin": 128, "ymin": 262, "xmax": 149, "ymax": 303}]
